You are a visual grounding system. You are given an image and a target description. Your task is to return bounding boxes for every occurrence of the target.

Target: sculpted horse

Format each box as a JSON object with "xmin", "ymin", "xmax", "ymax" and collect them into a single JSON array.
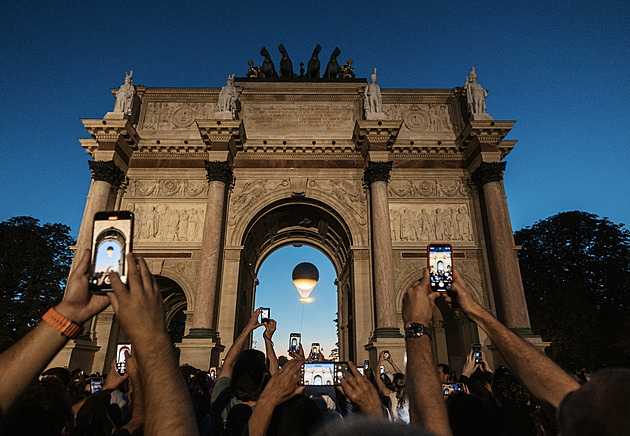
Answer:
[
  {"xmin": 259, "ymin": 47, "xmax": 278, "ymax": 78},
  {"xmin": 307, "ymin": 44, "xmax": 322, "ymax": 78},
  {"xmin": 324, "ymin": 47, "xmax": 341, "ymax": 79},
  {"xmin": 278, "ymin": 44, "xmax": 294, "ymax": 78}
]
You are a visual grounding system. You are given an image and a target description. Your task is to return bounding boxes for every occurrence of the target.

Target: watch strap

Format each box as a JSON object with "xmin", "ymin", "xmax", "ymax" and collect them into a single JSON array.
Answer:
[
  {"xmin": 42, "ymin": 307, "xmax": 84, "ymax": 339},
  {"xmin": 404, "ymin": 322, "xmax": 431, "ymax": 339}
]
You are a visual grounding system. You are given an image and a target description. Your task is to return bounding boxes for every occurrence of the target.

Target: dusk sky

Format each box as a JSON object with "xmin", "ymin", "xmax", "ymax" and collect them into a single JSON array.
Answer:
[{"xmin": 1, "ymin": 1, "xmax": 628, "ymax": 355}]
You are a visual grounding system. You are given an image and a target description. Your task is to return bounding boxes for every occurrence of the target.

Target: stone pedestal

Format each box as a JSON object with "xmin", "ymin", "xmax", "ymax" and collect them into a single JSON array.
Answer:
[
  {"xmin": 365, "ymin": 336, "xmax": 407, "ymax": 374},
  {"xmin": 178, "ymin": 337, "xmax": 225, "ymax": 371}
]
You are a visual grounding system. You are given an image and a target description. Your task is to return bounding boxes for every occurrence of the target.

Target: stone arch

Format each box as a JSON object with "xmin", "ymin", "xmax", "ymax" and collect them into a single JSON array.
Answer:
[{"xmin": 155, "ymin": 275, "xmax": 188, "ymax": 344}]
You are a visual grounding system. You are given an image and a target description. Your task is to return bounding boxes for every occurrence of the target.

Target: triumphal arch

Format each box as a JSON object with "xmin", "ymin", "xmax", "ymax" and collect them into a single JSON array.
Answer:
[{"xmin": 51, "ymin": 55, "xmax": 545, "ymax": 374}]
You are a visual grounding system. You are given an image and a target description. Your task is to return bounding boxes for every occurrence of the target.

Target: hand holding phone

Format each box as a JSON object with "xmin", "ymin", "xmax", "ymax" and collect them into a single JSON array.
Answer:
[
  {"xmin": 311, "ymin": 343, "xmax": 321, "ymax": 361},
  {"xmin": 260, "ymin": 308, "xmax": 270, "ymax": 323},
  {"xmin": 289, "ymin": 333, "xmax": 301, "ymax": 354},
  {"xmin": 116, "ymin": 343, "xmax": 132, "ymax": 375},
  {"xmin": 472, "ymin": 343, "xmax": 482, "ymax": 365},
  {"xmin": 428, "ymin": 243, "xmax": 453, "ymax": 292},
  {"xmin": 90, "ymin": 211, "xmax": 134, "ymax": 293}
]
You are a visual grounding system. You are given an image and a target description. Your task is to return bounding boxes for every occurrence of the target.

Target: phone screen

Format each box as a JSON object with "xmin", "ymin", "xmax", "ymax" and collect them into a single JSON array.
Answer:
[
  {"xmin": 116, "ymin": 343, "xmax": 131, "ymax": 375},
  {"xmin": 90, "ymin": 211, "xmax": 134, "ymax": 292},
  {"xmin": 442, "ymin": 383, "xmax": 464, "ymax": 395},
  {"xmin": 428, "ymin": 244, "xmax": 453, "ymax": 292},
  {"xmin": 472, "ymin": 344, "xmax": 482, "ymax": 364},
  {"xmin": 357, "ymin": 367, "xmax": 365, "ymax": 375},
  {"xmin": 260, "ymin": 308, "xmax": 270, "ymax": 323},
  {"xmin": 383, "ymin": 351, "xmax": 390, "ymax": 360},
  {"xmin": 90, "ymin": 378, "xmax": 103, "ymax": 393},
  {"xmin": 301, "ymin": 362, "xmax": 347, "ymax": 386},
  {"xmin": 289, "ymin": 333, "xmax": 301, "ymax": 353},
  {"xmin": 312, "ymin": 343, "xmax": 320, "ymax": 360},
  {"xmin": 380, "ymin": 365, "xmax": 385, "ymax": 375},
  {"xmin": 364, "ymin": 360, "xmax": 369, "ymax": 370},
  {"xmin": 209, "ymin": 367, "xmax": 217, "ymax": 380}
]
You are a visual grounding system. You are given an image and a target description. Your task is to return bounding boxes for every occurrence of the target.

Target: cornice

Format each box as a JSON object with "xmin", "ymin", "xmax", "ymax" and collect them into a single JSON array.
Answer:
[
  {"xmin": 197, "ymin": 119, "xmax": 246, "ymax": 148},
  {"xmin": 352, "ymin": 120, "xmax": 403, "ymax": 151},
  {"xmin": 81, "ymin": 118, "xmax": 140, "ymax": 149}
]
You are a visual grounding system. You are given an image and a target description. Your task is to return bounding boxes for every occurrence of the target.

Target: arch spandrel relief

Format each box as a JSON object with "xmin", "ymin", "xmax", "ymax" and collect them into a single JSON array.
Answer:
[
  {"xmin": 389, "ymin": 204, "xmax": 474, "ymax": 244},
  {"xmin": 307, "ymin": 179, "xmax": 367, "ymax": 227},
  {"xmin": 228, "ymin": 179, "xmax": 290, "ymax": 227}
]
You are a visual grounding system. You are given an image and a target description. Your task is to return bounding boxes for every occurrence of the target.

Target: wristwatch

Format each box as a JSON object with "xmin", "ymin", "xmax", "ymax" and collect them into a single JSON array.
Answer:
[{"xmin": 404, "ymin": 323, "xmax": 431, "ymax": 339}]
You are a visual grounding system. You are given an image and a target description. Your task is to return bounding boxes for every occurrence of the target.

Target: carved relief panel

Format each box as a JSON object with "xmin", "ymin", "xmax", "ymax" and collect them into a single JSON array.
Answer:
[
  {"xmin": 382, "ymin": 104, "xmax": 461, "ymax": 138},
  {"xmin": 308, "ymin": 179, "xmax": 367, "ymax": 226},
  {"xmin": 228, "ymin": 179, "xmax": 290, "ymax": 226},
  {"xmin": 389, "ymin": 204, "xmax": 474, "ymax": 243},
  {"xmin": 389, "ymin": 178, "xmax": 471, "ymax": 199},
  {"xmin": 141, "ymin": 102, "xmax": 216, "ymax": 131},
  {"xmin": 128, "ymin": 179, "xmax": 208, "ymax": 198},
  {"xmin": 125, "ymin": 202, "xmax": 206, "ymax": 243}
]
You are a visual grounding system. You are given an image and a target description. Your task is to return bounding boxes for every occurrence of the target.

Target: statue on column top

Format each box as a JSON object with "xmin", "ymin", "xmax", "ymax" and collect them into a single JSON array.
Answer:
[
  {"xmin": 113, "ymin": 71, "xmax": 136, "ymax": 118},
  {"xmin": 216, "ymin": 74, "xmax": 240, "ymax": 120},
  {"xmin": 464, "ymin": 67, "xmax": 492, "ymax": 120},
  {"xmin": 364, "ymin": 68, "xmax": 384, "ymax": 120}
]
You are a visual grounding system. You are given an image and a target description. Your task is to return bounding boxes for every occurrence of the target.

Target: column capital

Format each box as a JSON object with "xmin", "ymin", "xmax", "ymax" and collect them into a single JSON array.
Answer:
[
  {"xmin": 363, "ymin": 161, "xmax": 393, "ymax": 186},
  {"xmin": 471, "ymin": 161, "xmax": 507, "ymax": 187},
  {"xmin": 204, "ymin": 160, "xmax": 235, "ymax": 188},
  {"xmin": 88, "ymin": 160, "xmax": 126, "ymax": 186},
  {"xmin": 197, "ymin": 119, "xmax": 245, "ymax": 162},
  {"xmin": 352, "ymin": 120, "xmax": 402, "ymax": 160}
]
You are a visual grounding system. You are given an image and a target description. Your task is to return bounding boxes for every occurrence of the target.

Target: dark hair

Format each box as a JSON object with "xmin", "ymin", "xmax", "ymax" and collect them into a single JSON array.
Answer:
[
  {"xmin": 41, "ymin": 367, "xmax": 71, "ymax": 387},
  {"xmin": 437, "ymin": 363, "xmax": 450, "ymax": 375},
  {"xmin": 447, "ymin": 393, "xmax": 507, "ymax": 436},
  {"xmin": 492, "ymin": 369, "xmax": 530, "ymax": 408},
  {"xmin": 267, "ymin": 395, "xmax": 325, "ymax": 436},
  {"xmin": 393, "ymin": 373, "xmax": 407, "ymax": 407},
  {"xmin": 231, "ymin": 349, "xmax": 268, "ymax": 402},
  {"xmin": 314, "ymin": 417, "xmax": 433, "ymax": 436},
  {"xmin": 3, "ymin": 379, "xmax": 74, "ymax": 436},
  {"xmin": 558, "ymin": 368, "xmax": 630, "ymax": 436}
]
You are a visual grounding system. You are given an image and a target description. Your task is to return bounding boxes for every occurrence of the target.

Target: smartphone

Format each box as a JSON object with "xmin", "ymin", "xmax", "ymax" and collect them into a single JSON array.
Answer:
[
  {"xmin": 209, "ymin": 367, "xmax": 217, "ymax": 380},
  {"xmin": 90, "ymin": 377, "xmax": 103, "ymax": 393},
  {"xmin": 472, "ymin": 343, "xmax": 482, "ymax": 364},
  {"xmin": 289, "ymin": 333, "xmax": 301, "ymax": 353},
  {"xmin": 357, "ymin": 367, "xmax": 365, "ymax": 375},
  {"xmin": 260, "ymin": 308, "xmax": 270, "ymax": 323},
  {"xmin": 364, "ymin": 360, "xmax": 370, "ymax": 370},
  {"xmin": 311, "ymin": 343, "xmax": 321, "ymax": 360},
  {"xmin": 428, "ymin": 243, "xmax": 453, "ymax": 292},
  {"xmin": 89, "ymin": 211, "xmax": 134, "ymax": 292},
  {"xmin": 383, "ymin": 350, "xmax": 390, "ymax": 360},
  {"xmin": 300, "ymin": 362, "xmax": 348, "ymax": 386},
  {"xmin": 116, "ymin": 343, "xmax": 131, "ymax": 375},
  {"xmin": 221, "ymin": 359, "xmax": 225, "ymax": 367},
  {"xmin": 380, "ymin": 365, "xmax": 385, "ymax": 375},
  {"xmin": 442, "ymin": 383, "xmax": 464, "ymax": 395}
]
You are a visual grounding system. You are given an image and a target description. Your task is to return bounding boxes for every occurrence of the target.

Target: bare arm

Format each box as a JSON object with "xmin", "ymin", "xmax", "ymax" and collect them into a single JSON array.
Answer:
[
  {"xmin": 403, "ymin": 271, "xmax": 452, "ymax": 436},
  {"xmin": 109, "ymin": 253, "xmax": 198, "ymax": 436},
  {"xmin": 446, "ymin": 269, "xmax": 580, "ymax": 408},
  {"xmin": 263, "ymin": 319, "xmax": 279, "ymax": 375},
  {"xmin": 0, "ymin": 250, "xmax": 109, "ymax": 413},
  {"xmin": 339, "ymin": 362, "xmax": 384, "ymax": 418},
  {"xmin": 374, "ymin": 351, "xmax": 393, "ymax": 397},
  {"xmin": 387, "ymin": 355, "xmax": 403, "ymax": 375},
  {"xmin": 221, "ymin": 308, "xmax": 263, "ymax": 380}
]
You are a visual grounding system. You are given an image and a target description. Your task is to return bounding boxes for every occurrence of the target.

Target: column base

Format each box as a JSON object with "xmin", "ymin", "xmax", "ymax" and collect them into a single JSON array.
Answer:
[
  {"xmin": 48, "ymin": 339, "xmax": 101, "ymax": 373},
  {"xmin": 186, "ymin": 328, "xmax": 218, "ymax": 340},
  {"xmin": 365, "ymin": 336, "xmax": 407, "ymax": 374},
  {"xmin": 177, "ymin": 336, "xmax": 225, "ymax": 371},
  {"xmin": 372, "ymin": 327, "xmax": 403, "ymax": 339}
]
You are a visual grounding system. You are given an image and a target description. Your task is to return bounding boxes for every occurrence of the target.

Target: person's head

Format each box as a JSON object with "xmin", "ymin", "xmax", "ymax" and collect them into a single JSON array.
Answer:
[
  {"xmin": 449, "ymin": 371, "xmax": 457, "ymax": 382},
  {"xmin": 467, "ymin": 368, "xmax": 493, "ymax": 400},
  {"xmin": 492, "ymin": 369, "xmax": 530, "ymax": 408},
  {"xmin": 267, "ymin": 395, "xmax": 325, "ymax": 436},
  {"xmin": 557, "ymin": 368, "xmax": 630, "ymax": 436},
  {"xmin": 3, "ymin": 379, "xmax": 74, "ymax": 436},
  {"xmin": 447, "ymin": 393, "xmax": 507, "ymax": 436},
  {"xmin": 231, "ymin": 349, "xmax": 268, "ymax": 402},
  {"xmin": 41, "ymin": 367, "xmax": 71, "ymax": 387},
  {"xmin": 437, "ymin": 363, "xmax": 450, "ymax": 383},
  {"xmin": 393, "ymin": 372, "xmax": 407, "ymax": 405}
]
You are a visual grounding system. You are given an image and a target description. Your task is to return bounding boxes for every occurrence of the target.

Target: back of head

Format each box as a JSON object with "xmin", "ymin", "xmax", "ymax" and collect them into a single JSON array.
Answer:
[
  {"xmin": 447, "ymin": 393, "xmax": 507, "ymax": 436},
  {"xmin": 315, "ymin": 417, "xmax": 433, "ymax": 436},
  {"xmin": 3, "ymin": 379, "xmax": 73, "ymax": 436},
  {"xmin": 492, "ymin": 369, "xmax": 530, "ymax": 408},
  {"xmin": 231, "ymin": 349, "xmax": 267, "ymax": 402},
  {"xmin": 41, "ymin": 367, "xmax": 71, "ymax": 387},
  {"xmin": 558, "ymin": 368, "xmax": 630, "ymax": 436},
  {"xmin": 267, "ymin": 395, "xmax": 325, "ymax": 436}
]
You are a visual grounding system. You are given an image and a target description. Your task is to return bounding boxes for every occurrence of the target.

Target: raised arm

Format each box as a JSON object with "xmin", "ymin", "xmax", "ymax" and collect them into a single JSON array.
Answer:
[
  {"xmin": 386, "ymin": 354, "xmax": 403, "ymax": 375},
  {"xmin": 109, "ymin": 253, "xmax": 198, "ymax": 436},
  {"xmin": 0, "ymin": 250, "xmax": 109, "ymax": 413},
  {"xmin": 220, "ymin": 308, "xmax": 263, "ymax": 380},
  {"xmin": 403, "ymin": 271, "xmax": 453, "ymax": 436},
  {"xmin": 446, "ymin": 269, "xmax": 580, "ymax": 408},
  {"xmin": 263, "ymin": 318, "xmax": 279, "ymax": 375},
  {"xmin": 374, "ymin": 351, "xmax": 393, "ymax": 397}
]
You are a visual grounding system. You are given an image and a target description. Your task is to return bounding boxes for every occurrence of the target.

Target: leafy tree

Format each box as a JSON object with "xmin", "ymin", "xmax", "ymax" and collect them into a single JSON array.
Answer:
[
  {"xmin": 0, "ymin": 216, "xmax": 75, "ymax": 352},
  {"xmin": 515, "ymin": 211, "xmax": 630, "ymax": 370}
]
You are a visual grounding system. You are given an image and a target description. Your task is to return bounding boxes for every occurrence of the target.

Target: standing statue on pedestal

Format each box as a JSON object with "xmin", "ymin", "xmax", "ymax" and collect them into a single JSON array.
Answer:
[
  {"xmin": 216, "ymin": 74, "xmax": 240, "ymax": 119},
  {"xmin": 113, "ymin": 71, "xmax": 136, "ymax": 117},
  {"xmin": 464, "ymin": 67, "xmax": 492, "ymax": 120},
  {"xmin": 364, "ymin": 68, "xmax": 384, "ymax": 119}
]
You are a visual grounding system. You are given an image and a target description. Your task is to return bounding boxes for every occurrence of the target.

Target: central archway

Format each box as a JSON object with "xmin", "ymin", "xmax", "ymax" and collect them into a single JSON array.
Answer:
[{"xmin": 234, "ymin": 198, "xmax": 358, "ymax": 361}]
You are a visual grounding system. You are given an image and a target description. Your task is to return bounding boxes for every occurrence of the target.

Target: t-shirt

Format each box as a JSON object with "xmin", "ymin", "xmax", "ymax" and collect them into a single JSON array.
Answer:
[{"xmin": 389, "ymin": 392, "xmax": 410, "ymax": 424}]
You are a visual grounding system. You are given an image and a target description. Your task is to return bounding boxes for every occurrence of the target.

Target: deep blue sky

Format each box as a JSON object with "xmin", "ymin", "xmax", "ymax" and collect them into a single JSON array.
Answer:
[{"xmin": 1, "ymin": 1, "xmax": 629, "ymax": 350}]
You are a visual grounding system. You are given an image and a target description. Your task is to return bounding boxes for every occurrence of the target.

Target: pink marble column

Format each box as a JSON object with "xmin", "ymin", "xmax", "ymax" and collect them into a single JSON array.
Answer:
[
  {"xmin": 72, "ymin": 160, "xmax": 125, "ymax": 271},
  {"xmin": 188, "ymin": 161, "xmax": 233, "ymax": 338},
  {"xmin": 472, "ymin": 162, "xmax": 531, "ymax": 330},
  {"xmin": 364, "ymin": 161, "xmax": 401, "ymax": 338}
]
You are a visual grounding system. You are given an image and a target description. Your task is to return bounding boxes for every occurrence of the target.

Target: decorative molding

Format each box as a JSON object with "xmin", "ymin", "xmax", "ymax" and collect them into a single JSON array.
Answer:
[
  {"xmin": 383, "ymin": 103, "xmax": 456, "ymax": 133},
  {"xmin": 88, "ymin": 160, "xmax": 125, "ymax": 186},
  {"xmin": 471, "ymin": 162, "xmax": 507, "ymax": 187},
  {"xmin": 141, "ymin": 102, "xmax": 216, "ymax": 131},
  {"xmin": 127, "ymin": 179, "xmax": 208, "ymax": 198},
  {"xmin": 389, "ymin": 203, "xmax": 474, "ymax": 243},
  {"xmin": 204, "ymin": 161, "xmax": 234, "ymax": 188},
  {"xmin": 363, "ymin": 161, "xmax": 392, "ymax": 186},
  {"xmin": 388, "ymin": 178, "xmax": 470, "ymax": 198}
]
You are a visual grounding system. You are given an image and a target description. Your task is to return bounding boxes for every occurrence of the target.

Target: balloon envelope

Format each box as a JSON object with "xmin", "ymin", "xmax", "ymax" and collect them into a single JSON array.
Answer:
[{"xmin": 292, "ymin": 262, "xmax": 319, "ymax": 302}]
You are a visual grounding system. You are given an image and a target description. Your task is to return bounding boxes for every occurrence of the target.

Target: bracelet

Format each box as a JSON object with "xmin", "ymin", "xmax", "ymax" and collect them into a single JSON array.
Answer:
[
  {"xmin": 263, "ymin": 334, "xmax": 274, "ymax": 346},
  {"xmin": 42, "ymin": 307, "xmax": 84, "ymax": 339}
]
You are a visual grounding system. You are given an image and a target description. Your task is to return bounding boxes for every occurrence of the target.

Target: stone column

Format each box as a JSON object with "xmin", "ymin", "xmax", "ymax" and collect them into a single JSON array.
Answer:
[
  {"xmin": 188, "ymin": 161, "xmax": 234, "ymax": 338},
  {"xmin": 472, "ymin": 162, "xmax": 531, "ymax": 331},
  {"xmin": 363, "ymin": 161, "xmax": 401, "ymax": 338}
]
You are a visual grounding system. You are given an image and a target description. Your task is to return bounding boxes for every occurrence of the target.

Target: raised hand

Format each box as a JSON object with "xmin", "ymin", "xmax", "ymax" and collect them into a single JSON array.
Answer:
[
  {"xmin": 339, "ymin": 362, "xmax": 383, "ymax": 417},
  {"xmin": 402, "ymin": 268, "xmax": 441, "ymax": 326},
  {"xmin": 444, "ymin": 269, "xmax": 484, "ymax": 320}
]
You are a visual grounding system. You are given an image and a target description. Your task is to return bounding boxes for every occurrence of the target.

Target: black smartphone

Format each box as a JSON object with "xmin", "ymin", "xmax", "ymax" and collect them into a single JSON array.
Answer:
[
  {"xmin": 209, "ymin": 367, "xmax": 217, "ymax": 380},
  {"xmin": 116, "ymin": 343, "xmax": 131, "ymax": 375},
  {"xmin": 364, "ymin": 360, "xmax": 370, "ymax": 370},
  {"xmin": 442, "ymin": 383, "xmax": 464, "ymax": 396},
  {"xmin": 260, "ymin": 308, "xmax": 270, "ymax": 323},
  {"xmin": 289, "ymin": 333, "xmax": 301, "ymax": 353},
  {"xmin": 300, "ymin": 362, "xmax": 348, "ymax": 386},
  {"xmin": 428, "ymin": 243, "xmax": 453, "ymax": 292},
  {"xmin": 90, "ymin": 377, "xmax": 103, "ymax": 393},
  {"xmin": 383, "ymin": 350, "xmax": 390, "ymax": 360},
  {"xmin": 89, "ymin": 211, "xmax": 134, "ymax": 293},
  {"xmin": 472, "ymin": 343, "xmax": 482, "ymax": 364},
  {"xmin": 311, "ymin": 343, "xmax": 320, "ymax": 360}
]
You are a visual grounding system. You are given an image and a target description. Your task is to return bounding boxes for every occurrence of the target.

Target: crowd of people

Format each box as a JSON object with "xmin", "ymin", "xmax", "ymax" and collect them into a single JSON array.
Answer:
[{"xmin": 0, "ymin": 249, "xmax": 629, "ymax": 435}]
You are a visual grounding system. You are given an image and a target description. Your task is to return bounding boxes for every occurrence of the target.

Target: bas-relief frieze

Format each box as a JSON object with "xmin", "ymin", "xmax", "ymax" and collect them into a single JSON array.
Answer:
[
  {"xmin": 125, "ymin": 202, "xmax": 205, "ymax": 242},
  {"xmin": 382, "ymin": 104, "xmax": 457, "ymax": 134},
  {"xmin": 127, "ymin": 179, "xmax": 208, "ymax": 197},
  {"xmin": 228, "ymin": 179, "xmax": 290, "ymax": 226},
  {"xmin": 141, "ymin": 102, "xmax": 216, "ymax": 131},
  {"xmin": 388, "ymin": 179, "xmax": 470, "ymax": 198},
  {"xmin": 308, "ymin": 179, "xmax": 367, "ymax": 226},
  {"xmin": 241, "ymin": 103, "xmax": 356, "ymax": 134},
  {"xmin": 389, "ymin": 204, "xmax": 474, "ymax": 243}
]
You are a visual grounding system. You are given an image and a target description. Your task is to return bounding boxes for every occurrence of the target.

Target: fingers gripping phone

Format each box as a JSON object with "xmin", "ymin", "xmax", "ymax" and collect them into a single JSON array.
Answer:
[
  {"xmin": 260, "ymin": 308, "xmax": 270, "ymax": 323},
  {"xmin": 311, "ymin": 343, "xmax": 321, "ymax": 360},
  {"xmin": 289, "ymin": 333, "xmax": 301, "ymax": 353},
  {"xmin": 300, "ymin": 362, "xmax": 348, "ymax": 386},
  {"xmin": 472, "ymin": 343, "xmax": 482, "ymax": 364},
  {"xmin": 89, "ymin": 211, "xmax": 134, "ymax": 293},
  {"xmin": 116, "ymin": 343, "xmax": 131, "ymax": 375},
  {"xmin": 428, "ymin": 243, "xmax": 453, "ymax": 292}
]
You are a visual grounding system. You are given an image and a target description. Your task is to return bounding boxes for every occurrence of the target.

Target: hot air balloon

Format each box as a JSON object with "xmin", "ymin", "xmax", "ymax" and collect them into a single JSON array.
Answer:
[{"xmin": 292, "ymin": 262, "xmax": 319, "ymax": 303}]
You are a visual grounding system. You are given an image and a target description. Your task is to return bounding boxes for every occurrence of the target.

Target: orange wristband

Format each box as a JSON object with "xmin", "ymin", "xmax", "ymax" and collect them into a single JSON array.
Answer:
[{"xmin": 42, "ymin": 307, "xmax": 84, "ymax": 339}]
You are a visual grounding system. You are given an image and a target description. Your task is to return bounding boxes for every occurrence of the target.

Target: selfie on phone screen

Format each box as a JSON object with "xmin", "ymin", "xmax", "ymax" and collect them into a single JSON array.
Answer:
[{"xmin": 428, "ymin": 243, "xmax": 453, "ymax": 292}]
